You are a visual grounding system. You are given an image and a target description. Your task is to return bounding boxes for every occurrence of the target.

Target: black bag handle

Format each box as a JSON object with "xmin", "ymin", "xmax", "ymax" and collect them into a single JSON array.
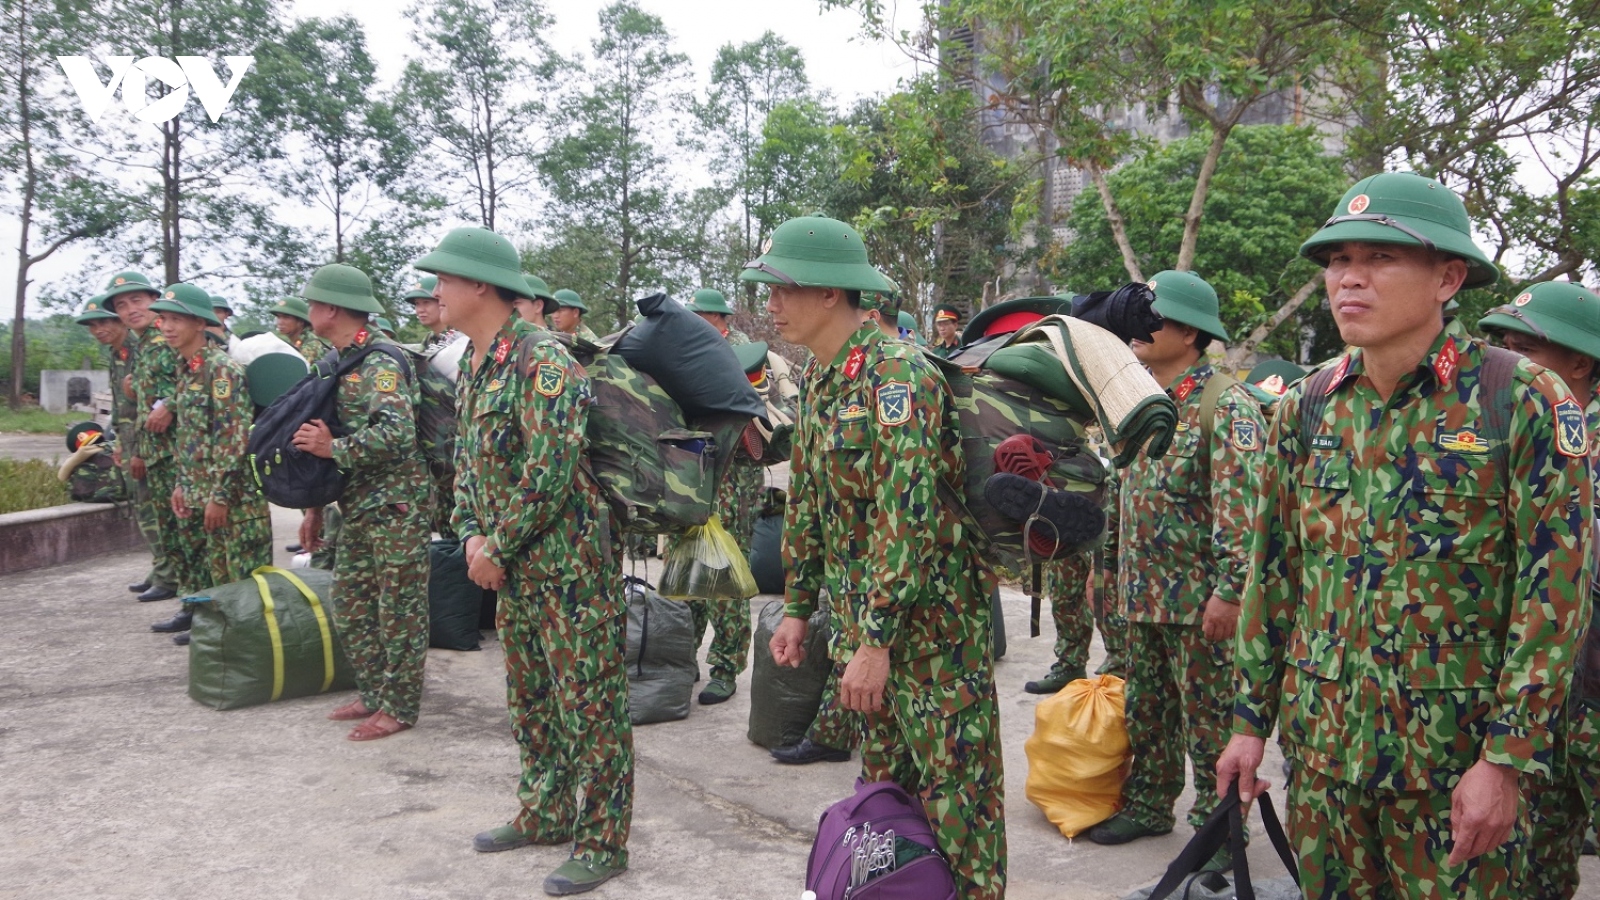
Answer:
[{"xmin": 1144, "ymin": 785, "xmax": 1298, "ymax": 900}]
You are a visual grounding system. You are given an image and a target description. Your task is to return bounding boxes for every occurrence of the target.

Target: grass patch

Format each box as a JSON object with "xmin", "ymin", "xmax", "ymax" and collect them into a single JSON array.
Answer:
[
  {"xmin": 0, "ymin": 406, "xmax": 83, "ymax": 435},
  {"xmin": 0, "ymin": 458, "xmax": 69, "ymax": 514}
]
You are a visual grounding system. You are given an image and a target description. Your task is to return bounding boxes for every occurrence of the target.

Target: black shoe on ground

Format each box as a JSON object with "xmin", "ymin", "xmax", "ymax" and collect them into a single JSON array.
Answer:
[
  {"xmin": 151, "ymin": 610, "xmax": 193, "ymax": 633},
  {"xmin": 770, "ymin": 738, "xmax": 851, "ymax": 765},
  {"xmin": 285, "ymin": 543, "xmax": 303, "ymax": 554},
  {"xmin": 128, "ymin": 581, "xmax": 151, "ymax": 593},
  {"xmin": 698, "ymin": 678, "xmax": 736, "ymax": 705},
  {"xmin": 1086, "ymin": 812, "xmax": 1172, "ymax": 845},
  {"xmin": 172, "ymin": 632, "xmax": 190, "ymax": 646},
  {"xmin": 137, "ymin": 586, "xmax": 177, "ymax": 602}
]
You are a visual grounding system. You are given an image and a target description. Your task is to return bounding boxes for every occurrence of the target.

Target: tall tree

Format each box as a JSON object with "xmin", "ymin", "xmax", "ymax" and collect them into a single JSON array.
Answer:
[
  {"xmin": 398, "ymin": 0, "xmax": 558, "ymax": 230},
  {"xmin": 537, "ymin": 0, "xmax": 695, "ymax": 331},
  {"xmin": 3, "ymin": 0, "xmax": 129, "ymax": 408}
]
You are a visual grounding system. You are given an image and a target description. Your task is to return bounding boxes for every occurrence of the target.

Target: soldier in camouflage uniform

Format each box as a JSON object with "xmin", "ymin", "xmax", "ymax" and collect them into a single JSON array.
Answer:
[
  {"xmin": 754, "ymin": 217, "xmax": 1005, "ymax": 900},
  {"xmin": 1219, "ymin": 173, "xmax": 1594, "ymax": 899},
  {"xmin": 145, "ymin": 285, "xmax": 272, "ymax": 643},
  {"xmin": 416, "ymin": 227, "xmax": 631, "ymax": 897},
  {"xmin": 1478, "ymin": 281, "xmax": 1600, "ymax": 900},
  {"xmin": 1087, "ymin": 273, "xmax": 1265, "ymax": 870},
  {"xmin": 290, "ymin": 264, "xmax": 431, "ymax": 742},
  {"xmin": 550, "ymin": 289, "xmax": 599, "ymax": 342},
  {"xmin": 270, "ymin": 296, "xmax": 333, "ymax": 364},
  {"xmin": 403, "ymin": 274, "xmax": 462, "ymax": 537},
  {"xmin": 512, "ymin": 274, "xmax": 559, "ymax": 330}
]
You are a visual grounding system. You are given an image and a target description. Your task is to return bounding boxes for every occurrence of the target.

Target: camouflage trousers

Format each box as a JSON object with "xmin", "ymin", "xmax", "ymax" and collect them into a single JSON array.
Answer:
[
  {"xmin": 1041, "ymin": 553, "xmax": 1128, "ymax": 676},
  {"xmin": 310, "ymin": 503, "xmax": 342, "ymax": 571},
  {"xmin": 145, "ymin": 460, "xmax": 206, "ymax": 593},
  {"xmin": 172, "ymin": 503, "xmax": 272, "ymax": 589},
  {"xmin": 862, "ymin": 670, "xmax": 1006, "ymax": 900},
  {"xmin": 429, "ymin": 466, "xmax": 456, "ymax": 540},
  {"xmin": 332, "ymin": 503, "xmax": 430, "ymax": 725},
  {"xmin": 1121, "ymin": 621, "xmax": 1234, "ymax": 830},
  {"xmin": 805, "ymin": 659, "xmax": 863, "ymax": 751},
  {"xmin": 686, "ymin": 463, "xmax": 764, "ymax": 681},
  {"xmin": 1524, "ymin": 709, "xmax": 1600, "ymax": 899},
  {"xmin": 500, "ymin": 571, "xmax": 634, "ymax": 869},
  {"xmin": 1288, "ymin": 764, "xmax": 1526, "ymax": 899},
  {"xmin": 128, "ymin": 464, "xmax": 178, "ymax": 590}
]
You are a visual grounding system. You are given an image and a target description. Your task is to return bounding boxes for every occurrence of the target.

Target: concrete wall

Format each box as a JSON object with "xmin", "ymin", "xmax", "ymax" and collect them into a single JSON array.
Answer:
[
  {"xmin": 0, "ymin": 502, "xmax": 143, "ymax": 575},
  {"xmin": 39, "ymin": 369, "xmax": 109, "ymax": 414}
]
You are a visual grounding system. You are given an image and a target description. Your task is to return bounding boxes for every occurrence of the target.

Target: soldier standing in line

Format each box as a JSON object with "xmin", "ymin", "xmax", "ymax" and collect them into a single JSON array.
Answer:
[
  {"xmin": 1477, "ymin": 281, "xmax": 1600, "ymax": 900},
  {"xmin": 209, "ymin": 295, "xmax": 234, "ymax": 334},
  {"xmin": 1087, "ymin": 272, "xmax": 1266, "ymax": 876},
  {"xmin": 1218, "ymin": 172, "xmax": 1593, "ymax": 898},
  {"xmin": 110, "ymin": 272, "xmax": 191, "ymax": 608},
  {"xmin": 417, "ymin": 227, "xmax": 632, "ymax": 896},
  {"xmin": 930, "ymin": 304, "xmax": 962, "ymax": 358},
  {"xmin": 290, "ymin": 264, "xmax": 431, "ymax": 742},
  {"xmin": 403, "ymin": 273, "xmax": 461, "ymax": 537},
  {"xmin": 406, "ymin": 274, "xmax": 457, "ymax": 351},
  {"xmin": 270, "ymin": 296, "xmax": 334, "ymax": 364},
  {"xmin": 512, "ymin": 275, "xmax": 560, "ymax": 330},
  {"xmin": 757, "ymin": 216, "xmax": 1005, "ymax": 900},
  {"xmin": 550, "ymin": 289, "xmax": 599, "ymax": 342},
  {"xmin": 145, "ymin": 284, "xmax": 272, "ymax": 644}
]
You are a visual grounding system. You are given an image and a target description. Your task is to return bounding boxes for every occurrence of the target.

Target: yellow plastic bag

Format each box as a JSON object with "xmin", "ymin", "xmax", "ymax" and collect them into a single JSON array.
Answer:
[
  {"xmin": 1024, "ymin": 674, "xmax": 1129, "ymax": 838},
  {"xmin": 660, "ymin": 514, "xmax": 759, "ymax": 601}
]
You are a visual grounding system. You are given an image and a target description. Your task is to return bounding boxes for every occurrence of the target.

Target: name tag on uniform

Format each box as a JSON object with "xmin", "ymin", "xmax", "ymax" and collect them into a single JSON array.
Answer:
[{"xmin": 1309, "ymin": 434, "xmax": 1341, "ymax": 451}]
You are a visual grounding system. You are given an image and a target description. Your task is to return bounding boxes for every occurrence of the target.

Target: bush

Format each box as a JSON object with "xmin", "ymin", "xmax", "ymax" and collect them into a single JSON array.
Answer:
[{"xmin": 0, "ymin": 459, "xmax": 69, "ymax": 514}]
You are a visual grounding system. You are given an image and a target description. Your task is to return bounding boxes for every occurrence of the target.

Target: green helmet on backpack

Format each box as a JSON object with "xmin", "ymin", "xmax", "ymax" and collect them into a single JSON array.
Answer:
[
  {"xmin": 1148, "ymin": 270, "xmax": 1228, "ymax": 342},
  {"xmin": 739, "ymin": 216, "xmax": 896, "ymax": 294},
  {"xmin": 1300, "ymin": 171, "xmax": 1499, "ymax": 290},
  {"xmin": 1478, "ymin": 281, "xmax": 1600, "ymax": 362}
]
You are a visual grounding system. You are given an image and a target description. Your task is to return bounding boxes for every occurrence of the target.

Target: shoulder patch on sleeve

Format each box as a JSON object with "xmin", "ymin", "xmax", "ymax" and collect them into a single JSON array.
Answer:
[
  {"xmin": 535, "ymin": 362, "xmax": 565, "ymax": 398},
  {"xmin": 374, "ymin": 370, "xmax": 398, "ymax": 394},
  {"xmin": 212, "ymin": 377, "xmax": 232, "ymax": 401},
  {"xmin": 875, "ymin": 381, "xmax": 912, "ymax": 426},
  {"xmin": 1230, "ymin": 418, "xmax": 1260, "ymax": 451},
  {"xmin": 1555, "ymin": 397, "xmax": 1588, "ymax": 458}
]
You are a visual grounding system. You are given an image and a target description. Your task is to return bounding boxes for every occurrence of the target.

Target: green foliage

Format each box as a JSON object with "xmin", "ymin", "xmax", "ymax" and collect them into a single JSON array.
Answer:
[
  {"xmin": 0, "ymin": 459, "xmax": 68, "ymax": 514},
  {"xmin": 1059, "ymin": 125, "xmax": 1344, "ymax": 360},
  {"xmin": 0, "ymin": 406, "xmax": 83, "ymax": 434},
  {"xmin": 0, "ymin": 317, "xmax": 105, "ymax": 395}
]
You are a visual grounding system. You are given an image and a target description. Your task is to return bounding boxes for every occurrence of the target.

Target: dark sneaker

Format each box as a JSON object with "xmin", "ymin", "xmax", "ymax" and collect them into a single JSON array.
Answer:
[
  {"xmin": 543, "ymin": 858, "xmax": 625, "ymax": 896},
  {"xmin": 128, "ymin": 581, "xmax": 151, "ymax": 593},
  {"xmin": 172, "ymin": 632, "xmax": 190, "ymax": 647},
  {"xmin": 983, "ymin": 472, "xmax": 1105, "ymax": 558},
  {"xmin": 1087, "ymin": 812, "xmax": 1172, "ymax": 845},
  {"xmin": 1024, "ymin": 664, "xmax": 1086, "ymax": 695},
  {"xmin": 136, "ymin": 586, "xmax": 178, "ymax": 602},
  {"xmin": 770, "ymin": 738, "xmax": 852, "ymax": 765},
  {"xmin": 473, "ymin": 824, "xmax": 534, "ymax": 853},
  {"xmin": 150, "ymin": 610, "xmax": 194, "ymax": 633},
  {"xmin": 698, "ymin": 678, "xmax": 736, "ymax": 705}
]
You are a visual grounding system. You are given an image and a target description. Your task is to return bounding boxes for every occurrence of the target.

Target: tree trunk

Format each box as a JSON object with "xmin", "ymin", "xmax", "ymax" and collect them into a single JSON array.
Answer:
[
  {"xmin": 1089, "ymin": 164, "xmax": 1143, "ymax": 283},
  {"xmin": 9, "ymin": 0, "xmax": 31, "ymax": 410},
  {"xmin": 1175, "ymin": 120, "xmax": 1234, "ymax": 273},
  {"xmin": 162, "ymin": 3, "xmax": 183, "ymax": 283},
  {"xmin": 1224, "ymin": 273, "xmax": 1322, "ymax": 368}
]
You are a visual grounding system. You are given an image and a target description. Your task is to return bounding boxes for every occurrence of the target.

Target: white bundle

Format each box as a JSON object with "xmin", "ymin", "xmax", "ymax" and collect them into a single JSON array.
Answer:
[
  {"xmin": 228, "ymin": 332, "xmax": 302, "ymax": 367},
  {"xmin": 427, "ymin": 332, "xmax": 469, "ymax": 385}
]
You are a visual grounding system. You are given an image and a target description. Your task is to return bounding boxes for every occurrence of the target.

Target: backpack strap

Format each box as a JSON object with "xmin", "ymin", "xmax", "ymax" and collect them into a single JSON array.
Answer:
[
  {"xmin": 1296, "ymin": 361, "xmax": 1347, "ymax": 448},
  {"xmin": 1478, "ymin": 345, "xmax": 1518, "ymax": 482},
  {"xmin": 1195, "ymin": 370, "xmax": 1238, "ymax": 474}
]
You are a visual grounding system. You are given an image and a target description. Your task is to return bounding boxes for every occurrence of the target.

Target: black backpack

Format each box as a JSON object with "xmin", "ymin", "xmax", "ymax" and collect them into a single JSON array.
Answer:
[{"xmin": 248, "ymin": 343, "xmax": 413, "ymax": 509}]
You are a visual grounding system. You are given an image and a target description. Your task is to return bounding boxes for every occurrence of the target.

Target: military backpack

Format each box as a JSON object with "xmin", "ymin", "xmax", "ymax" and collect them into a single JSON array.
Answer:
[{"xmin": 68, "ymin": 452, "xmax": 129, "ymax": 503}]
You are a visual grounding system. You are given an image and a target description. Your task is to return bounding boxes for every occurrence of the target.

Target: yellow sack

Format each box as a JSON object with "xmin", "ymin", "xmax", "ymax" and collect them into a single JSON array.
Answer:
[
  {"xmin": 660, "ymin": 513, "xmax": 758, "ymax": 601},
  {"xmin": 1024, "ymin": 674, "xmax": 1129, "ymax": 838}
]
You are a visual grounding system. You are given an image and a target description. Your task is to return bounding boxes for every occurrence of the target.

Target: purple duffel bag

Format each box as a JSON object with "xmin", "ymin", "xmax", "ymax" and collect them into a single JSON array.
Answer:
[{"xmin": 804, "ymin": 779, "xmax": 958, "ymax": 900}]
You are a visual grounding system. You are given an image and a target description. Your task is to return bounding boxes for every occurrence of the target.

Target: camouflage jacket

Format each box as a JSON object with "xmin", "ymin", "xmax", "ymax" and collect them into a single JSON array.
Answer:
[
  {"xmin": 783, "ymin": 327, "xmax": 996, "ymax": 701},
  {"xmin": 280, "ymin": 329, "xmax": 334, "ymax": 366},
  {"xmin": 108, "ymin": 334, "xmax": 138, "ymax": 440},
  {"xmin": 451, "ymin": 322, "xmax": 615, "ymax": 619},
  {"xmin": 1118, "ymin": 362, "xmax": 1265, "ymax": 624},
  {"xmin": 170, "ymin": 344, "xmax": 264, "ymax": 514},
  {"xmin": 329, "ymin": 328, "xmax": 428, "ymax": 517},
  {"xmin": 1572, "ymin": 394, "xmax": 1600, "ymax": 761},
  {"xmin": 130, "ymin": 327, "xmax": 181, "ymax": 462},
  {"xmin": 1233, "ymin": 321, "xmax": 1594, "ymax": 788},
  {"xmin": 574, "ymin": 324, "xmax": 599, "ymax": 343}
]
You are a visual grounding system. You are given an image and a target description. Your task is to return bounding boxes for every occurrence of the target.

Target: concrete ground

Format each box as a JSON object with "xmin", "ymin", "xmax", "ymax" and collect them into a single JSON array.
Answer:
[
  {"xmin": 7, "ymin": 506, "xmax": 1587, "ymax": 900},
  {"xmin": 0, "ymin": 433, "xmax": 66, "ymax": 463}
]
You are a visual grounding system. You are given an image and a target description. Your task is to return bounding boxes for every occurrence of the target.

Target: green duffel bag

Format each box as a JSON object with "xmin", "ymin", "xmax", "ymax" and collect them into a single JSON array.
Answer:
[
  {"xmin": 188, "ymin": 566, "xmax": 357, "ymax": 710},
  {"xmin": 747, "ymin": 599, "xmax": 833, "ymax": 749},
  {"xmin": 429, "ymin": 538, "xmax": 484, "ymax": 651},
  {"xmin": 624, "ymin": 576, "xmax": 697, "ymax": 725}
]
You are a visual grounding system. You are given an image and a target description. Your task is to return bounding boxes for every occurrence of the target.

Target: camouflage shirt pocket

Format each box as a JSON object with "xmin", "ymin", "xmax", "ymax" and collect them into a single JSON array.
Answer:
[
  {"xmin": 1398, "ymin": 639, "xmax": 1503, "ymax": 690},
  {"xmin": 1297, "ymin": 450, "xmax": 1354, "ymax": 554},
  {"xmin": 472, "ymin": 390, "xmax": 522, "ymax": 466},
  {"xmin": 1402, "ymin": 453, "xmax": 1505, "ymax": 564},
  {"xmin": 824, "ymin": 421, "xmax": 874, "ymax": 501}
]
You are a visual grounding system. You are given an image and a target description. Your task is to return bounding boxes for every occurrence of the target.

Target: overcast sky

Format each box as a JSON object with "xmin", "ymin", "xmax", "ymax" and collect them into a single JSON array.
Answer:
[{"xmin": 17, "ymin": 0, "xmax": 918, "ymax": 315}]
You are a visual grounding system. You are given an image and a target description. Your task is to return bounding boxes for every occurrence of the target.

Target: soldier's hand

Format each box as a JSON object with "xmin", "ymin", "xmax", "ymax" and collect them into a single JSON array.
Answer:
[
  {"xmin": 121, "ymin": 374, "xmax": 134, "ymax": 400},
  {"xmin": 300, "ymin": 507, "xmax": 324, "ymax": 552},
  {"xmin": 130, "ymin": 456, "xmax": 146, "ymax": 479},
  {"xmin": 203, "ymin": 501, "xmax": 228, "ymax": 532},
  {"xmin": 467, "ymin": 550, "xmax": 506, "ymax": 591},
  {"xmin": 171, "ymin": 486, "xmax": 187, "ymax": 517},
  {"xmin": 1216, "ymin": 733, "xmax": 1269, "ymax": 803},
  {"xmin": 841, "ymin": 645, "xmax": 891, "ymax": 713},
  {"xmin": 1448, "ymin": 759, "xmax": 1520, "ymax": 865},
  {"xmin": 146, "ymin": 404, "xmax": 173, "ymax": 433},
  {"xmin": 292, "ymin": 419, "xmax": 334, "ymax": 459},
  {"xmin": 1201, "ymin": 595, "xmax": 1240, "ymax": 643},
  {"xmin": 770, "ymin": 616, "xmax": 809, "ymax": 667},
  {"xmin": 112, "ymin": 448, "xmax": 123, "ymax": 467}
]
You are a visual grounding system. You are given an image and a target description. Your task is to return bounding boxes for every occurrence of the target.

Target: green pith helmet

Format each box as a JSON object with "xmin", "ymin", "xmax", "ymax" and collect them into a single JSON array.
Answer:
[
  {"xmin": 149, "ymin": 283, "xmax": 222, "ymax": 326},
  {"xmin": 401, "ymin": 274, "xmax": 438, "ymax": 302},
  {"xmin": 210, "ymin": 294, "xmax": 233, "ymax": 314},
  {"xmin": 270, "ymin": 296, "xmax": 312, "ymax": 323},
  {"xmin": 373, "ymin": 316, "xmax": 397, "ymax": 336},
  {"xmin": 521, "ymin": 274, "xmax": 558, "ymax": 314},
  {"xmin": 733, "ymin": 341, "xmax": 770, "ymax": 374},
  {"xmin": 961, "ymin": 296, "xmax": 1074, "ymax": 345},
  {"xmin": 1478, "ymin": 281, "xmax": 1600, "ymax": 361},
  {"xmin": 413, "ymin": 226, "xmax": 530, "ymax": 298},
  {"xmin": 98, "ymin": 271, "xmax": 159, "ymax": 312},
  {"xmin": 896, "ymin": 310, "xmax": 918, "ymax": 333},
  {"xmin": 75, "ymin": 297, "xmax": 119, "ymax": 323},
  {"xmin": 1148, "ymin": 270, "xmax": 1228, "ymax": 342},
  {"xmin": 245, "ymin": 354, "xmax": 309, "ymax": 407},
  {"xmin": 302, "ymin": 263, "xmax": 384, "ymax": 315},
  {"xmin": 687, "ymin": 288, "xmax": 733, "ymax": 315},
  {"xmin": 553, "ymin": 288, "xmax": 589, "ymax": 312},
  {"xmin": 739, "ymin": 216, "xmax": 896, "ymax": 293},
  {"xmin": 1300, "ymin": 171, "xmax": 1499, "ymax": 290}
]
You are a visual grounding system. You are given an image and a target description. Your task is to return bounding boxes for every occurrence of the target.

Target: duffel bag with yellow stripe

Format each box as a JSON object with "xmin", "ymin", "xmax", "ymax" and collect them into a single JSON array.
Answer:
[{"xmin": 188, "ymin": 566, "xmax": 357, "ymax": 710}]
